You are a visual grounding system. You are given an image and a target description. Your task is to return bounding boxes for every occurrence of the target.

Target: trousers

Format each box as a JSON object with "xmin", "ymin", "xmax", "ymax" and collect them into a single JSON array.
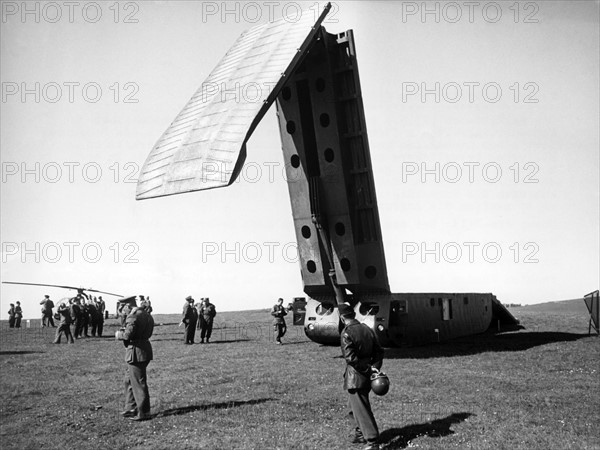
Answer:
[
  {"xmin": 54, "ymin": 323, "xmax": 74, "ymax": 343},
  {"xmin": 124, "ymin": 361, "xmax": 151, "ymax": 415},
  {"xmin": 348, "ymin": 388, "xmax": 379, "ymax": 443}
]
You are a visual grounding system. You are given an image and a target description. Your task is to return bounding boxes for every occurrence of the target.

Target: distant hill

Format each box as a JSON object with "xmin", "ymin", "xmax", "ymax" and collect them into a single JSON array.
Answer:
[{"xmin": 517, "ymin": 298, "xmax": 589, "ymax": 314}]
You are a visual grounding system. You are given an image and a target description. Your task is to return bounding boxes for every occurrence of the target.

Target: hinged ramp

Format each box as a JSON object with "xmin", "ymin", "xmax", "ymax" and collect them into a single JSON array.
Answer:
[{"xmin": 136, "ymin": 4, "xmax": 331, "ymax": 200}]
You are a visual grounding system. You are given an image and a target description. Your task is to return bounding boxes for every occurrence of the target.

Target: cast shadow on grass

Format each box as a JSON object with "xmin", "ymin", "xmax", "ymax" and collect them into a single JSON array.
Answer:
[
  {"xmin": 383, "ymin": 331, "xmax": 590, "ymax": 359},
  {"xmin": 380, "ymin": 412, "xmax": 473, "ymax": 449},
  {"xmin": 155, "ymin": 397, "xmax": 275, "ymax": 418},
  {"xmin": 0, "ymin": 350, "xmax": 43, "ymax": 355}
]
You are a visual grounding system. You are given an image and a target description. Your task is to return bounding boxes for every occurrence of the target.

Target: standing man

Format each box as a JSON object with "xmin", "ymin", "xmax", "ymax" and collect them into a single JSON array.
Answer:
[
  {"xmin": 199, "ymin": 298, "xmax": 216, "ymax": 343},
  {"xmin": 40, "ymin": 295, "xmax": 56, "ymax": 327},
  {"xmin": 53, "ymin": 301, "xmax": 74, "ymax": 344},
  {"xmin": 338, "ymin": 303, "xmax": 384, "ymax": 450},
  {"xmin": 116, "ymin": 300, "xmax": 154, "ymax": 421},
  {"xmin": 271, "ymin": 298, "xmax": 287, "ymax": 344},
  {"xmin": 195, "ymin": 299, "xmax": 204, "ymax": 330},
  {"xmin": 88, "ymin": 300, "xmax": 100, "ymax": 337},
  {"xmin": 8, "ymin": 303, "xmax": 16, "ymax": 328},
  {"xmin": 14, "ymin": 301, "xmax": 23, "ymax": 328},
  {"xmin": 96, "ymin": 296, "xmax": 106, "ymax": 320},
  {"xmin": 182, "ymin": 296, "xmax": 198, "ymax": 345},
  {"xmin": 70, "ymin": 297, "xmax": 83, "ymax": 338},
  {"xmin": 94, "ymin": 297, "xmax": 105, "ymax": 337}
]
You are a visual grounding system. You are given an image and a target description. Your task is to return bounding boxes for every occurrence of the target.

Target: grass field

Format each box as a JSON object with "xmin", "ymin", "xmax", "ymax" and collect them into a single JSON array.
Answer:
[{"xmin": 1, "ymin": 300, "xmax": 598, "ymax": 449}]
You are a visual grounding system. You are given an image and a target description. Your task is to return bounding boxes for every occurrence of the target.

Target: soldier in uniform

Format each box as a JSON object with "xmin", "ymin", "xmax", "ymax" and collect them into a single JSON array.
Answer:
[
  {"xmin": 338, "ymin": 303, "xmax": 384, "ymax": 450},
  {"xmin": 81, "ymin": 298, "xmax": 91, "ymax": 337},
  {"xmin": 116, "ymin": 300, "xmax": 154, "ymax": 421},
  {"xmin": 199, "ymin": 298, "xmax": 216, "ymax": 343},
  {"xmin": 94, "ymin": 297, "xmax": 105, "ymax": 337},
  {"xmin": 14, "ymin": 301, "xmax": 23, "ymax": 328},
  {"xmin": 118, "ymin": 298, "xmax": 136, "ymax": 327},
  {"xmin": 8, "ymin": 303, "xmax": 16, "ymax": 328},
  {"xmin": 70, "ymin": 297, "xmax": 83, "ymax": 338},
  {"xmin": 40, "ymin": 295, "xmax": 56, "ymax": 327},
  {"xmin": 87, "ymin": 300, "xmax": 100, "ymax": 337},
  {"xmin": 271, "ymin": 298, "xmax": 287, "ymax": 344},
  {"xmin": 195, "ymin": 298, "xmax": 204, "ymax": 330},
  {"xmin": 53, "ymin": 302, "xmax": 74, "ymax": 344},
  {"xmin": 182, "ymin": 296, "xmax": 198, "ymax": 344},
  {"xmin": 96, "ymin": 296, "xmax": 106, "ymax": 319}
]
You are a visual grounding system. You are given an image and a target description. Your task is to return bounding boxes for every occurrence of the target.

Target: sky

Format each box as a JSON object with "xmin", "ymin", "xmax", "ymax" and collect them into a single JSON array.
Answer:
[{"xmin": 1, "ymin": 1, "xmax": 598, "ymax": 319}]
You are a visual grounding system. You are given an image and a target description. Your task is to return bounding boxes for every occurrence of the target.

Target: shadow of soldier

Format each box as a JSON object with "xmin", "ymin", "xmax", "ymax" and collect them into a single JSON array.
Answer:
[
  {"xmin": 154, "ymin": 397, "xmax": 275, "ymax": 418},
  {"xmin": 380, "ymin": 412, "xmax": 473, "ymax": 449}
]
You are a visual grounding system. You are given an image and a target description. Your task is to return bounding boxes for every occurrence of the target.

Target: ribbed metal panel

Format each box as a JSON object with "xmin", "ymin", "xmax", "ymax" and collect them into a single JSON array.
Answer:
[{"xmin": 136, "ymin": 4, "xmax": 331, "ymax": 200}]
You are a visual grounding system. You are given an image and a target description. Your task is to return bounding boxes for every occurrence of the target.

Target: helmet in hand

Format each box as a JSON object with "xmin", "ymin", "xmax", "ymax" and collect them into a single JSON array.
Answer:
[{"xmin": 370, "ymin": 370, "xmax": 390, "ymax": 396}]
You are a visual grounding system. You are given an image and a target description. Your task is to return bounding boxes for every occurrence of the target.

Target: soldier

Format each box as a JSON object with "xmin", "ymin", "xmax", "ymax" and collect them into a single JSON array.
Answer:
[
  {"xmin": 118, "ymin": 299, "xmax": 134, "ymax": 327},
  {"xmin": 271, "ymin": 298, "xmax": 287, "ymax": 344},
  {"xmin": 81, "ymin": 298, "xmax": 91, "ymax": 337},
  {"xmin": 181, "ymin": 296, "xmax": 198, "ymax": 344},
  {"xmin": 195, "ymin": 298, "xmax": 203, "ymax": 330},
  {"xmin": 70, "ymin": 297, "xmax": 83, "ymax": 338},
  {"xmin": 96, "ymin": 296, "xmax": 106, "ymax": 320},
  {"xmin": 199, "ymin": 298, "xmax": 216, "ymax": 343},
  {"xmin": 116, "ymin": 300, "xmax": 154, "ymax": 421},
  {"xmin": 338, "ymin": 303, "xmax": 384, "ymax": 450},
  {"xmin": 8, "ymin": 303, "xmax": 16, "ymax": 328},
  {"xmin": 14, "ymin": 301, "xmax": 23, "ymax": 328},
  {"xmin": 87, "ymin": 300, "xmax": 100, "ymax": 337},
  {"xmin": 53, "ymin": 302, "xmax": 74, "ymax": 344},
  {"xmin": 40, "ymin": 295, "xmax": 56, "ymax": 327},
  {"xmin": 140, "ymin": 296, "xmax": 153, "ymax": 315},
  {"xmin": 94, "ymin": 297, "xmax": 105, "ymax": 337}
]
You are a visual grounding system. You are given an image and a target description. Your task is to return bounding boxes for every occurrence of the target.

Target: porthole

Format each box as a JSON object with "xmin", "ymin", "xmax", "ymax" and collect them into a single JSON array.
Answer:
[
  {"xmin": 364, "ymin": 266, "xmax": 377, "ymax": 279},
  {"xmin": 301, "ymin": 226, "xmax": 311, "ymax": 239},
  {"xmin": 286, "ymin": 120, "xmax": 296, "ymax": 134},
  {"xmin": 290, "ymin": 154, "xmax": 300, "ymax": 168},
  {"xmin": 340, "ymin": 258, "xmax": 351, "ymax": 272}
]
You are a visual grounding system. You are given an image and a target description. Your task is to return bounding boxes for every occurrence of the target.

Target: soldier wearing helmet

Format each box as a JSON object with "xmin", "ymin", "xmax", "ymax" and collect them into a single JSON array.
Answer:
[{"xmin": 338, "ymin": 302, "xmax": 384, "ymax": 450}]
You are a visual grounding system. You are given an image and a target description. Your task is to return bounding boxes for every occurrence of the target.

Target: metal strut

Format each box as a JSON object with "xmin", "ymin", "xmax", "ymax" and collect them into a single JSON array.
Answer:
[{"xmin": 309, "ymin": 176, "xmax": 346, "ymax": 305}]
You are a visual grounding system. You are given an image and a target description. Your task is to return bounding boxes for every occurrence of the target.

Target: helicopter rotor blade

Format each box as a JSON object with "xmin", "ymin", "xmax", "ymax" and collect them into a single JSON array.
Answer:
[
  {"xmin": 2, "ymin": 281, "xmax": 81, "ymax": 290},
  {"xmin": 84, "ymin": 288, "xmax": 124, "ymax": 298},
  {"xmin": 2, "ymin": 281, "xmax": 124, "ymax": 297}
]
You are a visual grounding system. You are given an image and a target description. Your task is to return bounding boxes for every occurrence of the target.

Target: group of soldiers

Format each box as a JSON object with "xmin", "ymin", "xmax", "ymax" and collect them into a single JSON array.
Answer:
[
  {"xmin": 181, "ymin": 296, "xmax": 217, "ymax": 344},
  {"xmin": 8, "ymin": 291, "xmax": 385, "ymax": 447},
  {"xmin": 7, "ymin": 301, "xmax": 23, "ymax": 328},
  {"xmin": 53, "ymin": 295, "xmax": 107, "ymax": 344}
]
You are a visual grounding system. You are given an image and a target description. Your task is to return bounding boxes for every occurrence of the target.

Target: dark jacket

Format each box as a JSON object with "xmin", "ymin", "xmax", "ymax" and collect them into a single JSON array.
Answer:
[
  {"xmin": 117, "ymin": 307, "xmax": 154, "ymax": 364},
  {"xmin": 182, "ymin": 302, "xmax": 198, "ymax": 324},
  {"xmin": 271, "ymin": 304, "xmax": 287, "ymax": 324},
  {"xmin": 57, "ymin": 304, "xmax": 72, "ymax": 325},
  {"xmin": 200, "ymin": 303, "xmax": 216, "ymax": 323},
  {"xmin": 340, "ymin": 318, "xmax": 384, "ymax": 390},
  {"xmin": 40, "ymin": 298, "xmax": 54, "ymax": 313}
]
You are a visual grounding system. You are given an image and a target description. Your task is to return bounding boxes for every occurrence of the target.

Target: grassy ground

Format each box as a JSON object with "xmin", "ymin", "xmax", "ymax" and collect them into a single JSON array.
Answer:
[{"xmin": 0, "ymin": 302, "xmax": 598, "ymax": 449}]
